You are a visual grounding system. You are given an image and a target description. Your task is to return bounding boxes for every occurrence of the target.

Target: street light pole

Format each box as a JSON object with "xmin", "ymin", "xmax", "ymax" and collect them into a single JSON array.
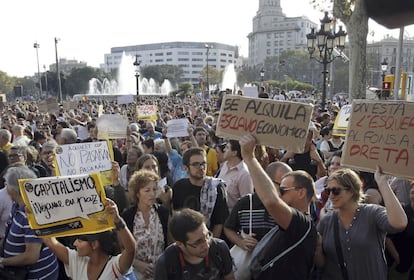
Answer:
[
  {"xmin": 43, "ymin": 65, "xmax": 48, "ymax": 98},
  {"xmin": 54, "ymin": 37, "xmax": 63, "ymax": 103},
  {"xmin": 260, "ymin": 68, "xmax": 265, "ymax": 86},
  {"xmin": 205, "ymin": 44, "xmax": 212, "ymax": 94},
  {"xmin": 33, "ymin": 42, "xmax": 43, "ymax": 99},
  {"xmin": 133, "ymin": 55, "xmax": 141, "ymax": 101},
  {"xmin": 380, "ymin": 58, "xmax": 388, "ymax": 99},
  {"xmin": 306, "ymin": 12, "xmax": 347, "ymax": 112}
]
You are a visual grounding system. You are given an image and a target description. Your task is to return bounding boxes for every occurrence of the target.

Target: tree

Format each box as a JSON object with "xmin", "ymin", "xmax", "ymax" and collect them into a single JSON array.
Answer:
[
  {"xmin": 141, "ymin": 65, "xmax": 183, "ymax": 86},
  {"xmin": 200, "ymin": 66, "xmax": 221, "ymax": 88},
  {"xmin": 65, "ymin": 67, "xmax": 108, "ymax": 96},
  {"xmin": 0, "ymin": 71, "xmax": 16, "ymax": 97}
]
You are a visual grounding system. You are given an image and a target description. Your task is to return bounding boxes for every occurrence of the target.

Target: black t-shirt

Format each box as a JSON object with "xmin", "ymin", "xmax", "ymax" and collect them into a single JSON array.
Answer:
[
  {"xmin": 256, "ymin": 209, "xmax": 317, "ymax": 280},
  {"xmin": 154, "ymin": 238, "xmax": 233, "ymax": 280},
  {"xmin": 172, "ymin": 178, "xmax": 229, "ymax": 228},
  {"xmin": 289, "ymin": 150, "xmax": 324, "ymax": 181}
]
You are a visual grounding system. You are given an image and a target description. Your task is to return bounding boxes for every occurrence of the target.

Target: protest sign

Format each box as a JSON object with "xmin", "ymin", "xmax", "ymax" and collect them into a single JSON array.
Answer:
[
  {"xmin": 54, "ymin": 141, "xmax": 114, "ymax": 186},
  {"xmin": 117, "ymin": 95, "xmax": 134, "ymax": 105},
  {"xmin": 332, "ymin": 104, "xmax": 351, "ymax": 136},
  {"xmin": 19, "ymin": 173, "xmax": 114, "ymax": 237},
  {"xmin": 137, "ymin": 105, "xmax": 158, "ymax": 120},
  {"xmin": 96, "ymin": 114, "xmax": 128, "ymax": 139},
  {"xmin": 342, "ymin": 100, "xmax": 414, "ymax": 179},
  {"xmin": 243, "ymin": 86, "xmax": 258, "ymax": 98},
  {"xmin": 166, "ymin": 118, "xmax": 189, "ymax": 138},
  {"xmin": 216, "ymin": 95, "xmax": 313, "ymax": 153}
]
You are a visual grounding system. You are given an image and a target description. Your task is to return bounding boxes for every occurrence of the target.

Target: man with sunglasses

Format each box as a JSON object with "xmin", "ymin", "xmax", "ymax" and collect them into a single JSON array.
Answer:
[
  {"xmin": 239, "ymin": 134, "xmax": 317, "ymax": 280},
  {"xmin": 154, "ymin": 208, "xmax": 234, "ymax": 280}
]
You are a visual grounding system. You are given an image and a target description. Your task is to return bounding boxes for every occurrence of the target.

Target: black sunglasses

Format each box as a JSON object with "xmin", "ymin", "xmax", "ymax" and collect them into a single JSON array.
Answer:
[{"xmin": 325, "ymin": 186, "xmax": 347, "ymax": 196}]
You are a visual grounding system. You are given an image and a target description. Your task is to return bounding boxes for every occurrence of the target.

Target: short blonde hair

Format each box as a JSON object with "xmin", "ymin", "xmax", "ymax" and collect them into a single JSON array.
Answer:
[
  {"xmin": 327, "ymin": 168, "xmax": 365, "ymax": 203},
  {"xmin": 128, "ymin": 169, "xmax": 160, "ymax": 205}
]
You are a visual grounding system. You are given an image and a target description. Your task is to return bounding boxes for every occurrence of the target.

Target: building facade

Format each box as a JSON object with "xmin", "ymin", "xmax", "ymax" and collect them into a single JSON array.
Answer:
[
  {"xmin": 49, "ymin": 58, "xmax": 87, "ymax": 74},
  {"xmin": 247, "ymin": 0, "xmax": 316, "ymax": 66},
  {"xmin": 102, "ymin": 42, "xmax": 238, "ymax": 86}
]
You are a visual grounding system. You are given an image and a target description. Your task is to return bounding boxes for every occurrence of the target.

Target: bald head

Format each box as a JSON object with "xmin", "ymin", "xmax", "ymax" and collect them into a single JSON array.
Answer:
[{"xmin": 265, "ymin": 161, "xmax": 292, "ymax": 187}]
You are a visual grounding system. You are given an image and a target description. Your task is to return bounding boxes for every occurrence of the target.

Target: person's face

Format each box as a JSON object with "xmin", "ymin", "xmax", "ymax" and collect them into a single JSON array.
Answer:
[
  {"xmin": 180, "ymin": 143, "xmax": 191, "ymax": 154},
  {"xmin": 278, "ymin": 176, "xmax": 302, "ymax": 206},
  {"xmin": 223, "ymin": 143, "xmax": 234, "ymax": 161},
  {"xmin": 215, "ymin": 146, "xmax": 225, "ymax": 164},
  {"xmin": 137, "ymin": 181, "xmax": 158, "ymax": 208},
  {"xmin": 141, "ymin": 158, "xmax": 159, "ymax": 174},
  {"xmin": 186, "ymin": 154, "xmax": 207, "ymax": 181},
  {"xmin": 329, "ymin": 156, "xmax": 342, "ymax": 174},
  {"xmin": 179, "ymin": 224, "xmax": 211, "ymax": 259},
  {"xmin": 73, "ymin": 239, "xmax": 93, "ymax": 257},
  {"xmin": 195, "ymin": 131, "xmax": 207, "ymax": 146},
  {"xmin": 56, "ymin": 124, "xmax": 63, "ymax": 135},
  {"xmin": 7, "ymin": 150, "xmax": 25, "ymax": 165},
  {"xmin": 40, "ymin": 148, "xmax": 55, "ymax": 165},
  {"xmin": 126, "ymin": 149, "xmax": 139, "ymax": 166},
  {"xmin": 326, "ymin": 179, "xmax": 354, "ymax": 209}
]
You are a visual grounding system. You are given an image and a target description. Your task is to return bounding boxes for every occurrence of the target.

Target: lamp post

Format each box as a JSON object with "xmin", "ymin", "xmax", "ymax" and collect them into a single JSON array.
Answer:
[
  {"xmin": 54, "ymin": 37, "xmax": 63, "ymax": 103},
  {"xmin": 43, "ymin": 65, "xmax": 48, "ymax": 99},
  {"xmin": 205, "ymin": 44, "xmax": 212, "ymax": 94},
  {"xmin": 306, "ymin": 12, "xmax": 347, "ymax": 112},
  {"xmin": 260, "ymin": 68, "xmax": 265, "ymax": 86},
  {"xmin": 33, "ymin": 42, "xmax": 43, "ymax": 99},
  {"xmin": 381, "ymin": 58, "xmax": 388, "ymax": 99},
  {"xmin": 133, "ymin": 55, "xmax": 141, "ymax": 101}
]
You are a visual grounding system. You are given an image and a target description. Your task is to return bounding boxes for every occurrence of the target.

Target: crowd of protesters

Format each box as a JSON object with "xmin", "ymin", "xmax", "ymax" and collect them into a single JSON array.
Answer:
[{"xmin": 0, "ymin": 90, "xmax": 412, "ymax": 280}]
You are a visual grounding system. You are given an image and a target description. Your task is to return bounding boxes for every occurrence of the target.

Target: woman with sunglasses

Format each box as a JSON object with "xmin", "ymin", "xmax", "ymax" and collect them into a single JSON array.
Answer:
[{"xmin": 315, "ymin": 167, "xmax": 407, "ymax": 280}]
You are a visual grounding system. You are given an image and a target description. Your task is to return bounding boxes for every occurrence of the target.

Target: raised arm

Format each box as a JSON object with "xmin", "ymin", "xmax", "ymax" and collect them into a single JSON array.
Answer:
[
  {"xmin": 374, "ymin": 165, "xmax": 407, "ymax": 230},
  {"xmin": 43, "ymin": 237, "xmax": 69, "ymax": 265},
  {"xmin": 239, "ymin": 134, "xmax": 293, "ymax": 230}
]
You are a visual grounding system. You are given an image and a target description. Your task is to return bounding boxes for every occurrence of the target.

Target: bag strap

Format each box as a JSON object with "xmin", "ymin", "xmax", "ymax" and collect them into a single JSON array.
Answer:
[
  {"xmin": 248, "ymin": 194, "xmax": 252, "ymax": 235},
  {"xmin": 261, "ymin": 219, "xmax": 312, "ymax": 272},
  {"xmin": 334, "ymin": 212, "xmax": 349, "ymax": 280}
]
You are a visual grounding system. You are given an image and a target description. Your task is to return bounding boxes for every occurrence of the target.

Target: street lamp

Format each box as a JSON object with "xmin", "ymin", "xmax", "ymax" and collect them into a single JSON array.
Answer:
[
  {"xmin": 381, "ymin": 58, "xmax": 389, "ymax": 99},
  {"xmin": 43, "ymin": 65, "xmax": 48, "ymax": 99},
  {"xmin": 54, "ymin": 37, "xmax": 63, "ymax": 103},
  {"xmin": 205, "ymin": 44, "xmax": 212, "ymax": 94},
  {"xmin": 33, "ymin": 42, "xmax": 43, "ymax": 99},
  {"xmin": 133, "ymin": 55, "xmax": 141, "ymax": 100},
  {"xmin": 306, "ymin": 11, "xmax": 347, "ymax": 112},
  {"xmin": 260, "ymin": 68, "xmax": 265, "ymax": 85}
]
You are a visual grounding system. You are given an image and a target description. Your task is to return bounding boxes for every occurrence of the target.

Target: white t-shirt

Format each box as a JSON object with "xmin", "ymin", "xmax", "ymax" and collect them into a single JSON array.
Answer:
[{"xmin": 65, "ymin": 248, "xmax": 123, "ymax": 280}]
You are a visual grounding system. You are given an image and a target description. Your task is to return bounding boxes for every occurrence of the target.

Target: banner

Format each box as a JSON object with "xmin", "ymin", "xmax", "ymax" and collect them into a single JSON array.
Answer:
[
  {"xmin": 342, "ymin": 100, "xmax": 414, "ymax": 179},
  {"xmin": 137, "ymin": 105, "xmax": 158, "ymax": 120},
  {"xmin": 216, "ymin": 95, "xmax": 313, "ymax": 153},
  {"xmin": 96, "ymin": 114, "xmax": 128, "ymax": 139},
  {"xmin": 19, "ymin": 173, "xmax": 114, "ymax": 237},
  {"xmin": 54, "ymin": 141, "xmax": 114, "ymax": 186}
]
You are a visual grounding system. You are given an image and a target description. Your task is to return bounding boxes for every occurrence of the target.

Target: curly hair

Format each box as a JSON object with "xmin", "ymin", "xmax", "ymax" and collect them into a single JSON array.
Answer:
[{"xmin": 128, "ymin": 169, "xmax": 160, "ymax": 205}]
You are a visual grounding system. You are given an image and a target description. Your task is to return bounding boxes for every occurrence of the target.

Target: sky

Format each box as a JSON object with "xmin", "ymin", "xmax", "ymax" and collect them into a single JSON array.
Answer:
[{"xmin": 1, "ymin": 0, "xmax": 412, "ymax": 77}]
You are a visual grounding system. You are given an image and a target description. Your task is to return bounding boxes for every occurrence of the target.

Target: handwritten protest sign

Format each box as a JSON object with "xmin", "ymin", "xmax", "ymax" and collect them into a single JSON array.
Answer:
[
  {"xmin": 342, "ymin": 100, "xmax": 414, "ymax": 179},
  {"xmin": 137, "ymin": 105, "xmax": 158, "ymax": 120},
  {"xmin": 332, "ymin": 104, "xmax": 351, "ymax": 136},
  {"xmin": 243, "ymin": 86, "xmax": 258, "ymax": 98},
  {"xmin": 117, "ymin": 95, "xmax": 134, "ymax": 105},
  {"xmin": 96, "ymin": 114, "xmax": 128, "ymax": 139},
  {"xmin": 19, "ymin": 173, "xmax": 114, "ymax": 237},
  {"xmin": 166, "ymin": 119, "xmax": 189, "ymax": 138},
  {"xmin": 216, "ymin": 95, "xmax": 313, "ymax": 153},
  {"xmin": 54, "ymin": 141, "xmax": 114, "ymax": 186}
]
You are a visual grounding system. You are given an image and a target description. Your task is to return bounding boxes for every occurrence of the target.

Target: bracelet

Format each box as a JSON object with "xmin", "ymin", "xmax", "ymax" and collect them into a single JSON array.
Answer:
[{"xmin": 115, "ymin": 219, "xmax": 126, "ymax": 231}]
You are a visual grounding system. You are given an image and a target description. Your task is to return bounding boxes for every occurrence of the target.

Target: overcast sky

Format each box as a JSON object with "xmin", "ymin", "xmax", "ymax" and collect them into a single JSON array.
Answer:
[{"xmin": 1, "ymin": 0, "xmax": 410, "ymax": 77}]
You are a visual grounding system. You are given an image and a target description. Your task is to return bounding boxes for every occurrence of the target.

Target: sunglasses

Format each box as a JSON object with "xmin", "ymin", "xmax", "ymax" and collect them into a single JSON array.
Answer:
[
  {"xmin": 279, "ymin": 186, "xmax": 298, "ymax": 196},
  {"xmin": 325, "ymin": 186, "xmax": 347, "ymax": 196}
]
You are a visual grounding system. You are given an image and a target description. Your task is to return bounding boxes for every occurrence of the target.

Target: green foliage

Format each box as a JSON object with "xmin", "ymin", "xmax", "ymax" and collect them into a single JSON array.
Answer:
[
  {"xmin": 200, "ymin": 66, "xmax": 221, "ymax": 86},
  {"xmin": 141, "ymin": 65, "xmax": 183, "ymax": 85},
  {"xmin": 0, "ymin": 71, "xmax": 16, "ymax": 97},
  {"xmin": 170, "ymin": 83, "xmax": 194, "ymax": 97}
]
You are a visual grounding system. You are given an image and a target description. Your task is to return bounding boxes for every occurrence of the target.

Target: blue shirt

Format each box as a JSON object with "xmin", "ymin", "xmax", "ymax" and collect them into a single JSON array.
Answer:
[{"xmin": 4, "ymin": 203, "xmax": 59, "ymax": 280}]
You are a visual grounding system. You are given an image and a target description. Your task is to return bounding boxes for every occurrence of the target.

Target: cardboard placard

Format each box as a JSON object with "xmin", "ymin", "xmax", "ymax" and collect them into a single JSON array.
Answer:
[
  {"xmin": 19, "ymin": 173, "xmax": 114, "ymax": 237},
  {"xmin": 342, "ymin": 100, "xmax": 414, "ymax": 179},
  {"xmin": 54, "ymin": 141, "xmax": 114, "ymax": 186},
  {"xmin": 332, "ymin": 104, "xmax": 351, "ymax": 136},
  {"xmin": 166, "ymin": 119, "xmax": 189, "ymax": 138},
  {"xmin": 216, "ymin": 95, "xmax": 313, "ymax": 153},
  {"xmin": 96, "ymin": 114, "xmax": 128, "ymax": 139},
  {"xmin": 137, "ymin": 105, "xmax": 158, "ymax": 120}
]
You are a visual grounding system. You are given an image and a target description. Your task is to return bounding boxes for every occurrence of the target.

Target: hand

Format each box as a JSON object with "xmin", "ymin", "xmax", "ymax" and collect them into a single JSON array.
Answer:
[
  {"xmin": 374, "ymin": 165, "xmax": 389, "ymax": 187},
  {"xmin": 105, "ymin": 198, "xmax": 120, "ymax": 221},
  {"xmin": 240, "ymin": 234, "xmax": 258, "ymax": 252},
  {"xmin": 239, "ymin": 134, "xmax": 257, "ymax": 161},
  {"xmin": 111, "ymin": 161, "xmax": 121, "ymax": 184},
  {"xmin": 136, "ymin": 260, "xmax": 154, "ymax": 278}
]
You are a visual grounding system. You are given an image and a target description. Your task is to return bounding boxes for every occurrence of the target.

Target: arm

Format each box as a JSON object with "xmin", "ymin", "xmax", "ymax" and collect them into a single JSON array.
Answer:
[
  {"xmin": 374, "ymin": 165, "xmax": 407, "ymax": 230},
  {"xmin": 106, "ymin": 198, "xmax": 136, "ymax": 275},
  {"xmin": 42, "ymin": 237, "xmax": 69, "ymax": 265},
  {"xmin": 1, "ymin": 242, "xmax": 42, "ymax": 266},
  {"xmin": 313, "ymin": 233, "xmax": 325, "ymax": 268},
  {"xmin": 212, "ymin": 224, "xmax": 223, "ymax": 238},
  {"xmin": 111, "ymin": 161, "xmax": 128, "ymax": 212},
  {"xmin": 239, "ymin": 134, "xmax": 293, "ymax": 230},
  {"xmin": 310, "ymin": 145, "xmax": 327, "ymax": 178}
]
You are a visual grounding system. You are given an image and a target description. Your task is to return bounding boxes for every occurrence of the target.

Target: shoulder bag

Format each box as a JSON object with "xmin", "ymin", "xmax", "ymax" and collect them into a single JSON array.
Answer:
[{"xmin": 334, "ymin": 212, "xmax": 349, "ymax": 280}]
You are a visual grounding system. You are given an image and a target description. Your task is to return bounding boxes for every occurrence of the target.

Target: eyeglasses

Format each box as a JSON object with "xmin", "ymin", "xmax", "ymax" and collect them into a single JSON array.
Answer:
[
  {"xmin": 279, "ymin": 186, "xmax": 299, "ymax": 196},
  {"xmin": 186, "ymin": 231, "xmax": 212, "ymax": 248},
  {"xmin": 188, "ymin": 161, "xmax": 207, "ymax": 169},
  {"xmin": 41, "ymin": 151, "xmax": 54, "ymax": 156},
  {"xmin": 272, "ymin": 180, "xmax": 281, "ymax": 187},
  {"xmin": 7, "ymin": 153, "xmax": 23, "ymax": 159},
  {"xmin": 325, "ymin": 186, "xmax": 347, "ymax": 196}
]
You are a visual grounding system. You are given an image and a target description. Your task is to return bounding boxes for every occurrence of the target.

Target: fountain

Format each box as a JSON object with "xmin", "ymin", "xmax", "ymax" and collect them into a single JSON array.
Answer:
[
  {"xmin": 221, "ymin": 63, "xmax": 237, "ymax": 93},
  {"xmin": 87, "ymin": 52, "xmax": 173, "ymax": 96}
]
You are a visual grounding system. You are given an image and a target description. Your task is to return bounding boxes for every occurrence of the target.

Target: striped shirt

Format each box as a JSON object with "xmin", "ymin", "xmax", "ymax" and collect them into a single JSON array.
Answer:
[{"xmin": 4, "ymin": 203, "xmax": 59, "ymax": 280}]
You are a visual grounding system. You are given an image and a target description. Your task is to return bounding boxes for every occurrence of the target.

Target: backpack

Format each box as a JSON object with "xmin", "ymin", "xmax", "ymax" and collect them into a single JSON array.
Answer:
[{"xmin": 249, "ymin": 220, "xmax": 312, "ymax": 279}]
